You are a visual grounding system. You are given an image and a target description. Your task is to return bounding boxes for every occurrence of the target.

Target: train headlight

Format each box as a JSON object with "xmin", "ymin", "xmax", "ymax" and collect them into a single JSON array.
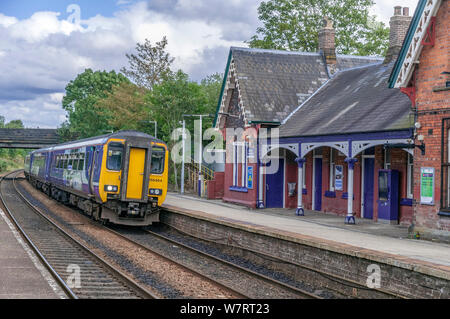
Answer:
[
  {"xmin": 104, "ymin": 185, "xmax": 118, "ymax": 192},
  {"xmin": 149, "ymin": 189, "xmax": 162, "ymax": 196}
]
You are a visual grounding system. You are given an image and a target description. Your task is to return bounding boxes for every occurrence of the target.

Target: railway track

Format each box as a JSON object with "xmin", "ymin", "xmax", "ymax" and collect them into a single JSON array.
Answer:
[
  {"xmin": 155, "ymin": 218, "xmax": 407, "ymax": 300},
  {"xmin": 11, "ymin": 170, "xmax": 316, "ymax": 298},
  {"xmin": 137, "ymin": 227, "xmax": 322, "ymax": 299},
  {"xmin": 0, "ymin": 170, "xmax": 157, "ymax": 299}
]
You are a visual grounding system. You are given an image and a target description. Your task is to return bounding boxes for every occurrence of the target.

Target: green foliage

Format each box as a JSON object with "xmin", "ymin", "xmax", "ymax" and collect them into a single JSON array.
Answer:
[
  {"xmin": 148, "ymin": 70, "xmax": 208, "ymax": 145},
  {"xmin": 61, "ymin": 69, "xmax": 129, "ymax": 140},
  {"xmin": 121, "ymin": 37, "xmax": 174, "ymax": 90},
  {"xmin": 247, "ymin": 0, "xmax": 389, "ymax": 56},
  {"xmin": 96, "ymin": 82, "xmax": 151, "ymax": 132},
  {"xmin": 0, "ymin": 115, "xmax": 28, "ymax": 172}
]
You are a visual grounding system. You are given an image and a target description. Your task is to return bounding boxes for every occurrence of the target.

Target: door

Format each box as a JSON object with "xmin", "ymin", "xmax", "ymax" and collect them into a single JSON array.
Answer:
[
  {"xmin": 314, "ymin": 158, "xmax": 322, "ymax": 211},
  {"xmin": 363, "ymin": 157, "xmax": 375, "ymax": 219},
  {"xmin": 126, "ymin": 148, "xmax": 146, "ymax": 200},
  {"xmin": 266, "ymin": 158, "xmax": 284, "ymax": 208}
]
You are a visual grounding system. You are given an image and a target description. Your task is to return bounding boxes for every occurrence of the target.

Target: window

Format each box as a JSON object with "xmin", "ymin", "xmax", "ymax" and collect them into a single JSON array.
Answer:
[
  {"xmin": 72, "ymin": 155, "xmax": 79, "ymax": 171},
  {"xmin": 441, "ymin": 119, "xmax": 450, "ymax": 211},
  {"xmin": 329, "ymin": 148, "xmax": 335, "ymax": 191},
  {"xmin": 384, "ymin": 149, "xmax": 391, "ymax": 169},
  {"xmin": 107, "ymin": 142, "xmax": 124, "ymax": 171},
  {"xmin": 303, "ymin": 161, "xmax": 306, "ymax": 189},
  {"xmin": 78, "ymin": 154, "xmax": 85, "ymax": 171},
  {"xmin": 63, "ymin": 156, "xmax": 68, "ymax": 169},
  {"xmin": 407, "ymin": 153, "xmax": 414, "ymax": 199},
  {"xmin": 68, "ymin": 156, "xmax": 74, "ymax": 170},
  {"xmin": 232, "ymin": 142, "xmax": 246, "ymax": 187},
  {"xmin": 151, "ymin": 147, "xmax": 165, "ymax": 174}
]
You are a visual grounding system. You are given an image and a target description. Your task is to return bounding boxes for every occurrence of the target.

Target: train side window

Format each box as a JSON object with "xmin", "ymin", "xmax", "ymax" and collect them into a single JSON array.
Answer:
[
  {"xmin": 85, "ymin": 152, "xmax": 90, "ymax": 171},
  {"xmin": 73, "ymin": 156, "xmax": 79, "ymax": 171},
  {"xmin": 78, "ymin": 154, "xmax": 84, "ymax": 170},
  {"xmin": 107, "ymin": 143, "xmax": 124, "ymax": 171},
  {"xmin": 151, "ymin": 147, "xmax": 165, "ymax": 174},
  {"xmin": 64, "ymin": 157, "xmax": 68, "ymax": 169}
]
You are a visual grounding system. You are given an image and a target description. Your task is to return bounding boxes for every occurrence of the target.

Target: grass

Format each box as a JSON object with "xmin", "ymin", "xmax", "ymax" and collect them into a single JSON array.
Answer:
[{"xmin": 0, "ymin": 155, "xmax": 25, "ymax": 173}]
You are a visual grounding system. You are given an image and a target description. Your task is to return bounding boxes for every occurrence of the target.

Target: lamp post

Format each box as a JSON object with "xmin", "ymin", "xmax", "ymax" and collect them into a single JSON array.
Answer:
[
  {"xmin": 182, "ymin": 114, "xmax": 211, "ymax": 197},
  {"xmin": 181, "ymin": 119, "xmax": 186, "ymax": 194},
  {"xmin": 147, "ymin": 120, "xmax": 157, "ymax": 138}
]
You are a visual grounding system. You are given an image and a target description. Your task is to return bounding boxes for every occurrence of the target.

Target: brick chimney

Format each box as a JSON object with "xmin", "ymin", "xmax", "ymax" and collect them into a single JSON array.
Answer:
[
  {"xmin": 318, "ymin": 17, "xmax": 337, "ymax": 75},
  {"xmin": 384, "ymin": 6, "xmax": 412, "ymax": 63}
]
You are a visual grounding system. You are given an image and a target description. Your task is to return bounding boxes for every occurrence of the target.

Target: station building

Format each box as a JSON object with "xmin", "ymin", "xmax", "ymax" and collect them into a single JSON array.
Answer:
[
  {"xmin": 388, "ymin": 0, "xmax": 450, "ymax": 240},
  {"xmin": 210, "ymin": 1, "xmax": 449, "ymax": 240}
]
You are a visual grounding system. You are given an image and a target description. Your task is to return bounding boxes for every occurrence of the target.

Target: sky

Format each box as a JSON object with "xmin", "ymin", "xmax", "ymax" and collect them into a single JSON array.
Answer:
[{"xmin": 0, "ymin": 0, "xmax": 418, "ymax": 128}]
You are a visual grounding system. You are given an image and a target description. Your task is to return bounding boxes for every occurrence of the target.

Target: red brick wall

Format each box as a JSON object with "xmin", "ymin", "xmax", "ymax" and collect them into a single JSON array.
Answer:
[
  {"xmin": 207, "ymin": 172, "xmax": 224, "ymax": 199},
  {"xmin": 283, "ymin": 146, "xmax": 412, "ymax": 223},
  {"xmin": 412, "ymin": 1, "xmax": 450, "ymax": 238},
  {"xmin": 222, "ymin": 162, "xmax": 258, "ymax": 208}
]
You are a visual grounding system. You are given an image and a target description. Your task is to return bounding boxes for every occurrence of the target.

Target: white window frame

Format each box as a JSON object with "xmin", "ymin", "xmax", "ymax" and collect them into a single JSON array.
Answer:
[
  {"xmin": 233, "ymin": 143, "xmax": 238, "ymax": 186},
  {"xmin": 303, "ymin": 161, "xmax": 306, "ymax": 188},
  {"xmin": 447, "ymin": 128, "xmax": 450, "ymax": 206},
  {"xmin": 384, "ymin": 148, "xmax": 391, "ymax": 170},
  {"xmin": 329, "ymin": 148, "xmax": 335, "ymax": 191},
  {"xmin": 407, "ymin": 153, "xmax": 414, "ymax": 199},
  {"xmin": 241, "ymin": 142, "xmax": 246, "ymax": 187},
  {"xmin": 232, "ymin": 141, "xmax": 247, "ymax": 187}
]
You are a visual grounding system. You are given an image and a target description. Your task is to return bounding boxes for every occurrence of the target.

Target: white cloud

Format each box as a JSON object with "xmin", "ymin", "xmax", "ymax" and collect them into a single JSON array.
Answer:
[
  {"xmin": 371, "ymin": 0, "xmax": 418, "ymax": 25},
  {"xmin": 0, "ymin": 0, "xmax": 418, "ymax": 128},
  {"xmin": 0, "ymin": 1, "xmax": 250, "ymax": 128}
]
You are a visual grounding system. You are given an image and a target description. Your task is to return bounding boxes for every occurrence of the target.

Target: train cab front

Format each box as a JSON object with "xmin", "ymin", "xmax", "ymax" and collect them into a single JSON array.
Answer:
[{"xmin": 99, "ymin": 135, "xmax": 166, "ymax": 226}]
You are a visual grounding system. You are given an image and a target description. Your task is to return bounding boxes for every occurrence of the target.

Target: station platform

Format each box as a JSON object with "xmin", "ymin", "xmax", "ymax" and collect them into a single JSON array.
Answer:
[
  {"xmin": 163, "ymin": 193, "xmax": 450, "ymax": 280},
  {"xmin": 0, "ymin": 208, "xmax": 65, "ymax": 299}
]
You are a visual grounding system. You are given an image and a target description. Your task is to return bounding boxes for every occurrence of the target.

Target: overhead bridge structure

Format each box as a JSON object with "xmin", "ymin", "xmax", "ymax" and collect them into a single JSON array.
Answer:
[{"xmin": 0, "ymin": 129, "xmax": 60, "ymax": 149}]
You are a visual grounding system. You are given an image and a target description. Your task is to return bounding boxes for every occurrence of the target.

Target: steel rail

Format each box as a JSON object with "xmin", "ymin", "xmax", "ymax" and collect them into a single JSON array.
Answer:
[
  {"xmin": 103, "ymin": 225, "xmax": 250, "ymax": 299},
  {"xmin": 14, "ymin": 171, "xmax": 245, "ymax": 299},
  {"xmin": 144, "ymin": 228, "xmax": 322, "ymax": 299},
  {"xmin": 0, "ymin": 170, "xmax": 77, "ymax": 299},
  {"xmin": 3, "ymin": 170, "xmax": 158, "ymax": 299},
  {"xmin": 159, "ymin": 216, "xmax": 408, "ymax": 299}
]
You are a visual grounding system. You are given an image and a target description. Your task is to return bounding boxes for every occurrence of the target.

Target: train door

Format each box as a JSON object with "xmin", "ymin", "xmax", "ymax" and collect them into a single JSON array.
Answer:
[
  {"xmin": 89, "ymin": 147, "xmax": 97, "ymax": 195},
  {"xmin": 126, "ymin": 148, "xmax": 146, "ymax": 200}
]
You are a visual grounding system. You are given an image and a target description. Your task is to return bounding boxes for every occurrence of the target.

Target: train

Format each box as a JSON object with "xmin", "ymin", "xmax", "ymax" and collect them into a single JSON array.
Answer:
[{"xmin": 24, "ymin": 131, "xmax": 169, "ymax": 226}]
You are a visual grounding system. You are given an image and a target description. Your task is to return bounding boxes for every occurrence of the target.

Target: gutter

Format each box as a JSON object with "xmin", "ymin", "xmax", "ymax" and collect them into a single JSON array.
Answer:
[
  {"xmin": 213, "ymin": 49, "xmax": 233, "ymax": 128},
  {"xmin": 388, "ymin": 0, "xmax": 427, "ymax": 88}
]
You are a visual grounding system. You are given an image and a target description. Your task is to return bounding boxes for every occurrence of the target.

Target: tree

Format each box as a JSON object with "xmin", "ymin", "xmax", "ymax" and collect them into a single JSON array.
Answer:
[
  {"xmin": 148, "ymin": 70, "xmax": 209, "ymax": 189},
  {"xmin": 200, "ymin": 73, "xmax": 223, "ymax": 116},
  {"xmin": 61, "ymin": 69, "xmax": 129, "ymax": 139},
  {"xmin": 5, "ymin": 119, "xmax": 24, "ymax": 129},
  {"xmin": 96, "ymin": 82, "xmax": 150, "ymax": 132},
  {"xmin": 247, "ymin": 0, "xmax": 389, "ymax": 56},
  {"xmin": 121, "ymin": 36, "xmax": 174, "ymax": 90}
]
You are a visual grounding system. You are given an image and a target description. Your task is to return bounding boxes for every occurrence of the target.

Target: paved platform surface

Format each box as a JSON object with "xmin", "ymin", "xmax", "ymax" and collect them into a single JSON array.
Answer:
[
  {"xmin": 0, "ymin": 208, "xmax": 65, "ymax": 299},
  {"xmin": 163, "ymin": 193, "xmax": 450, "ymax": 276}
]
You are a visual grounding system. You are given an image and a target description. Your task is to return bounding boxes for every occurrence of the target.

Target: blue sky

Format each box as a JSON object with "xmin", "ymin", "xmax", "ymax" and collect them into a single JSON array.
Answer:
[
  {"xmin": 0, "ymin": 0, "xmax": 418, "ymax": 128},
  {"xmin": 0, "ymin": 0, "xmax": 130, "ymax": 19}
]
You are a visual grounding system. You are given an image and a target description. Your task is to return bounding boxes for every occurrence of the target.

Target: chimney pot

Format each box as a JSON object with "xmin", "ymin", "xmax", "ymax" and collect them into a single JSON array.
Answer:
[
  {"xmin": 318, "ymin": 16, "xmax": 337, "ymax": 74},
  {"xmin": 384, "ymin": 6, "xmax": 412, "ymax": 64}
]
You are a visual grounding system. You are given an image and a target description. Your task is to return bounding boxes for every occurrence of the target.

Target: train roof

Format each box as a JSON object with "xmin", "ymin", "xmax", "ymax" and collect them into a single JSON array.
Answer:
[{"xmin": 30, "ymin": 130, "xmax": 166, "ymax": 154}]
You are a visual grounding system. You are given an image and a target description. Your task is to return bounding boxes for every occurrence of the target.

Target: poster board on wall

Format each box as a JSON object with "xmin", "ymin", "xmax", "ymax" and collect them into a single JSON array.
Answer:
[
  {"xmin": 420, "ymin": 167, "xmax": 434, "ymax": 205},
  {"xmin": 335, "ymin": 165, "xmax": 344, "ymax": 191}
]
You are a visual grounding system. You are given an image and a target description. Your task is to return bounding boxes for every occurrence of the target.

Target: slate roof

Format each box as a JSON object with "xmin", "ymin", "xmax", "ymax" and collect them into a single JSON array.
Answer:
[
  {"xmin": 280, "ymin": 60, "xmax": 413, "ymax": 138},
  {"xmin": 225, "ymin": 47, "xmax": 383, "ymax": 124}
]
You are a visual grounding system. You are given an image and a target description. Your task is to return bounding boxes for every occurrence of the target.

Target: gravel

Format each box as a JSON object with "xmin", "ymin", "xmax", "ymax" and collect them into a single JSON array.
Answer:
[{"xmin": 18, "ymin": 179, "xmax": 239, "ymax": 299}]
